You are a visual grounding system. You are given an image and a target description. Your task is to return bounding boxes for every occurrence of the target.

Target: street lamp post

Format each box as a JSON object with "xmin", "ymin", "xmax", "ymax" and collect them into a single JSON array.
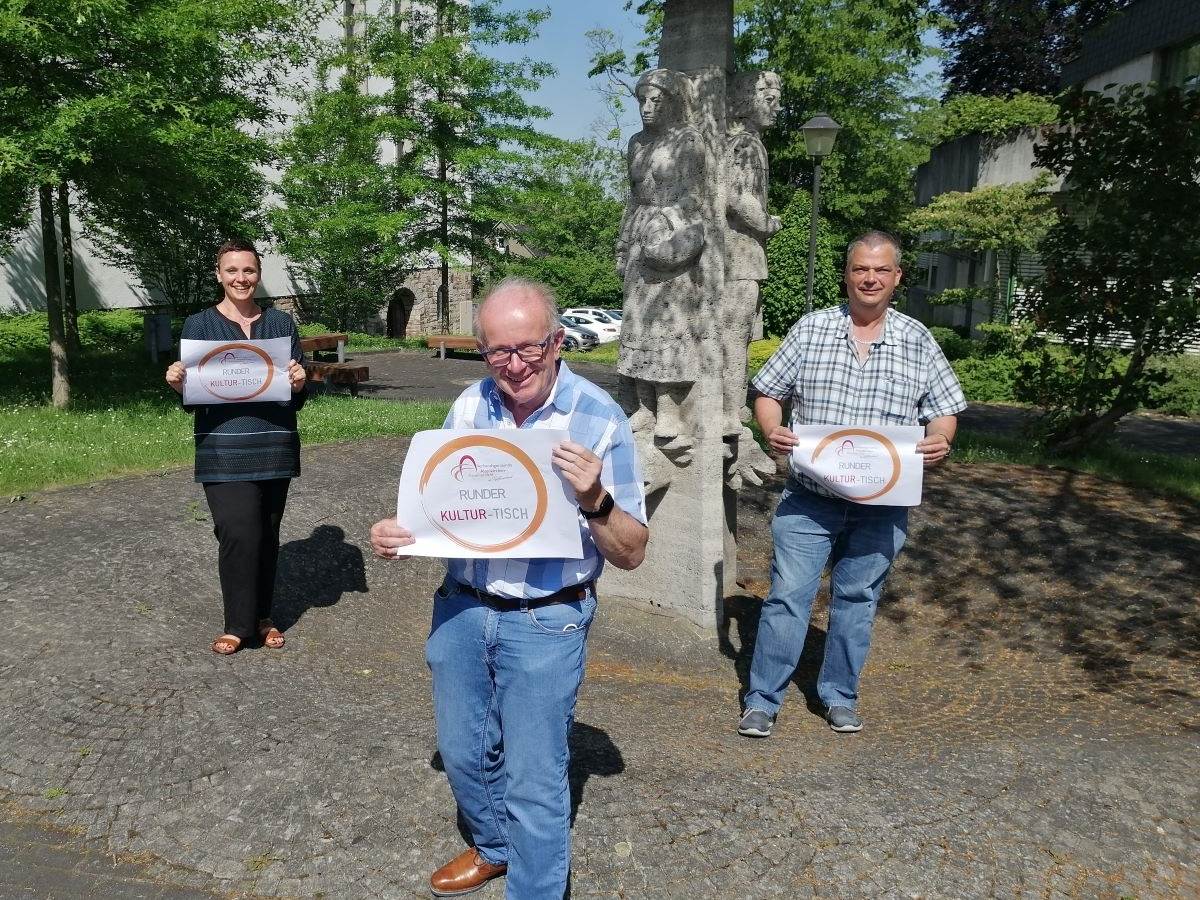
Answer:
[{"xmin": 800, "ymin": 114, "xmax": 841, "ymax": 316}]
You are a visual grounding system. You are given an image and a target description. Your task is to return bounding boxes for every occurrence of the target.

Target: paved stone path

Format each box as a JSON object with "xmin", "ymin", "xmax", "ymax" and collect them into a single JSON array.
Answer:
[{"xmin": 2, "ymin": 422, "xmax": 1196, "ymax": 898}]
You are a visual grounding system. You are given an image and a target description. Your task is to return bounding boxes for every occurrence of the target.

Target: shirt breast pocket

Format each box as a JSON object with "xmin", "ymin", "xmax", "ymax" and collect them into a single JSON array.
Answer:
[{"xmin": 878, "ymin": 374, "xmax": 921, "ymax": 423}]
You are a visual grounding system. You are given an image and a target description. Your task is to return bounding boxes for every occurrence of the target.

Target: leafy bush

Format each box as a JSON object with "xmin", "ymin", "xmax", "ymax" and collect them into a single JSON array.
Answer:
[
  {"xmin": 0, "ymin": 313, "xmax": 49, "ymax": 358},
  {"xmin": 953, "ymin": 356, "xmax": 1019, "ymax": 403},
  {"xmin": 934, "ymin": 93, "xmax": 1058, "ymax": 142},
  {"xmin": 951, "ymin": 355, "xmax": 1022, "ymax": 403},
  {"xmin": 762, "ymin": 190, "xmax": 840, "ymax": 337},
  {"xmin": 929, "ymin": 326, "xmax": 973, "ymax": 361},
  {"xmin": 0, "ymin": 310, "xmax": 144, "ymax": 360},
  {"xmin": 1145, "ymin": 356, "xmax": 1200, "ymax": 417},
  {"xmin": 974, "ymin": 322, "xmax": 1024, "ymax": 356}
]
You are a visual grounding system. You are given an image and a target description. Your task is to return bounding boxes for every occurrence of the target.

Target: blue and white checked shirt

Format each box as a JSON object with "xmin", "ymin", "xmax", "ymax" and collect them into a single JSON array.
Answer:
[
  {"xmin": 443, "ymin": 361, "xmax": 647, "ymax": 599},
  {"xmin": 752, "ymin": 304, "xmax": 966, "ymax": 498}
]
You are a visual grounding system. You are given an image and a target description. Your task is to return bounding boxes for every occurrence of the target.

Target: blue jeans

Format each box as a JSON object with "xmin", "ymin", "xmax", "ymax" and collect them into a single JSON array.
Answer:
[
  {"xmin": 744, "ymin": 484, "xmax": 908, "ymax": 715},
  {"xmin": 426, "ymin": 579, "xmax": 596, "ymax": 900}
]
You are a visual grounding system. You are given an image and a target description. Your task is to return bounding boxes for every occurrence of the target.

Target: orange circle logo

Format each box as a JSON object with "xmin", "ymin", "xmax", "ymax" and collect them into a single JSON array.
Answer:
[
  {"xmin": 810, "ymin": 428, "xmax": 902, "ymax": 501},
  {"xmin": 196, "ymin": 342, "xmax": 276, "ymax": 401},
  {"xmin": 419, "ymin": 435, "xmax": 548, "ymax": 553}
]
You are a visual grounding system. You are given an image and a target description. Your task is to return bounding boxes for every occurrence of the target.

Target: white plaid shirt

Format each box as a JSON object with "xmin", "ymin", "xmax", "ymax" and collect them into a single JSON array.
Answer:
[
  {"xmin": 752, "ymin": 304, "xmax": 966, "ymax": 498},
  {"xmin": 443, "ymin": 362, "xmax": 647, "ymax": 599}
]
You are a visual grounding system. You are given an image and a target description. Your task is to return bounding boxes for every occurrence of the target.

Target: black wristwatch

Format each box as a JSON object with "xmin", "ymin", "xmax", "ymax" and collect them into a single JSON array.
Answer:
[{"xmin": 580, "ymin": 491, "xmax": 615, "ymax": 520}]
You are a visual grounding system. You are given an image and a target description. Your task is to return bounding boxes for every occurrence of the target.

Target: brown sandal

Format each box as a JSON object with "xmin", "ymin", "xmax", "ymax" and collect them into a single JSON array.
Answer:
[
  {"xmin": 258, "ymin": 620, "xmax": 285, "ymax": 649},
  {"xmin": 211, "ymin": 634, "xmax": 242, "ymax": 655}
]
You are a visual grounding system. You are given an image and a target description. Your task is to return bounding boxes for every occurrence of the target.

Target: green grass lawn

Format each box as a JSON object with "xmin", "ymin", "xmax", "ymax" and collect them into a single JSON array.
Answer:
[
  {"xmin": 4, "ymin": 313, "xmax": 1196, "ymax": 502},
  {"xmin": 0, "ymin": 394, "xmax": 450, "ymax": 496},
  {"xmin": 0, "ymin": 313, "xmax": 448, "ymax": 495},
  {"xmin": 954, "ymin": 428, "xmax": 1200, "ymax": 503}
]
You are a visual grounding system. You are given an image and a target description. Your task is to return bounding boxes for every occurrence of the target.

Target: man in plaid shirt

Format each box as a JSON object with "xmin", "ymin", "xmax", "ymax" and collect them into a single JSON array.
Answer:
[
  {"xmin": 371, "ymin": 278, "xmax": 647, "ymax": 899},
  {"xmin": 737, "ymin": 231, "xmax": 966, "ymax": 739}
]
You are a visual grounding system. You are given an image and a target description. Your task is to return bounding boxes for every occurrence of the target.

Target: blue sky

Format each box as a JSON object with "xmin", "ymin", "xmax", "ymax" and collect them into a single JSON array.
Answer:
[{"xmin": 491, "ymin": 1, "xmax": 649, "ymax": 141}]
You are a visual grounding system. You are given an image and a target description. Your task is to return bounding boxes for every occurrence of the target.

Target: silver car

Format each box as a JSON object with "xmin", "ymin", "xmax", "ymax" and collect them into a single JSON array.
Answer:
[{"xmin": 559, "ymin": 317, "xmax": 599, "ymax": 352}]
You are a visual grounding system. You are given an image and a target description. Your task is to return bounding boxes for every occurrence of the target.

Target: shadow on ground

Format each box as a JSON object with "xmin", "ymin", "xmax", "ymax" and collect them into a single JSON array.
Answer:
[
  {"xmin": 888, "ymin": 465, "xmax": 1200, "ymax": 707},
  {"xmin": 430, "ymin": 720, "xmax": 624, "ymax": 841},
  {"xmin": 273, "ymin": 524, "xmax": 368, "ymax": 633}
]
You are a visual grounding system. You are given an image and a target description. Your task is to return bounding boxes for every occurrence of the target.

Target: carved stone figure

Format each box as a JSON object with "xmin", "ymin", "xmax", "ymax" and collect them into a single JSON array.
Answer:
[
  {"xmin": 616, "ymin": 69, "xmax": 711, "ymax": 451},
  {"xmin": 723, "ymin": 71, "xmax": 782, "ymax": 436}
]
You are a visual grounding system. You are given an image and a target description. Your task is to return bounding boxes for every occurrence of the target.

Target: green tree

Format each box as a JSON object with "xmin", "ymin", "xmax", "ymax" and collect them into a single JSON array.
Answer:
[
  {"xmin": 272, "ymin": 57, "xmax": 411, "ymax": 331},
  {"xmin": 84, "ymin": 129, "xmax": 269, "ymax": 312},
  {"xmin": 938, "ymin": 0, "xmax": 1131, "ymax": 97},
  {"xmin": 501, "ymin": 141, "xmax": 624, "ymax": 310},
  {"xmin": 0, "ymin": 0, "xmax": 324, "ymax": 406},
  {"xmin": 737, "ymin": 0, "xmax": 936, "ymax": 236},
  {"xmin": 761, "ymin": 190, "xmax": 840, "ymax": 337},
  {"xmin": 274, "ymin": 0, "xmax": 558, "ymax": 333},
  {"xmin": 902, "ymin": 173, "xmax": 1056, "ymax": 329},
  {"xmin": 1021, "ymin": 85, "xmax": 1200, "ymax": 453}
]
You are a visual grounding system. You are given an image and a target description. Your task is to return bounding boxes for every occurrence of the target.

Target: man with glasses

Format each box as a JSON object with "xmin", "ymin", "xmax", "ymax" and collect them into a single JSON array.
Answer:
[{"xmin": 371, "ymin": 277, "xmax": 648, "ymax": 899}]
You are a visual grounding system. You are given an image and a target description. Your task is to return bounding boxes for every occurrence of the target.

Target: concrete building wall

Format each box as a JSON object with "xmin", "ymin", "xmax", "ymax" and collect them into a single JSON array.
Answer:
[{"xmin": 1083, "ymin": 52, "xmax": 1159, "ymax": 92}]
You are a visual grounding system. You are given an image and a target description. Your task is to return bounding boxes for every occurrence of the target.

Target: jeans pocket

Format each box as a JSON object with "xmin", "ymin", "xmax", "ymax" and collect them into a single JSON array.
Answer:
[{"xmin": 527, "ymin": 595, "xmax": 597, "ymax": 636}]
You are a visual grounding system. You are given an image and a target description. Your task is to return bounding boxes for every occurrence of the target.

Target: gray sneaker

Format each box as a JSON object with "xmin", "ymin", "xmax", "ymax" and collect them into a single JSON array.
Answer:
[
  {"xmin": 737, "ymin": 708, "xmax": 775, "ymax": 738},
  {"xmin": 826, "ymin": 706, "xmax": 863, "ymax": 733}
]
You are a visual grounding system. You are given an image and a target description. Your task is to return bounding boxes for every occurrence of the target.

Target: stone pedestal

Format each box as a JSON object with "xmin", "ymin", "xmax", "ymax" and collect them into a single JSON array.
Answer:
[{"xmin": 601, "ymin": 381, "xmax": 738, "ymax": 632}]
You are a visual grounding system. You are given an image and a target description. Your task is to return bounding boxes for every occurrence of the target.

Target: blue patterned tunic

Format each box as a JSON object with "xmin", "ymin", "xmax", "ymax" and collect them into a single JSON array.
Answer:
[{"xmin": 179, "ymin": 306, "xmax": 306, "ymax": 483}]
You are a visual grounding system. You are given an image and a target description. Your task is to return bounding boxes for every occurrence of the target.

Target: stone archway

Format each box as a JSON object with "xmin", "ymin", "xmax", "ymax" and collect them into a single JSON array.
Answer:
[{"xmin": 387, "ymin": 287, "xmax": 416, "ymax": 337}]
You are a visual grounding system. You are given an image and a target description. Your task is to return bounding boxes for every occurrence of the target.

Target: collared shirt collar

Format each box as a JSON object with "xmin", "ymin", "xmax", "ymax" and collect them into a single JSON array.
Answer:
[
  {"xmin": 482, "ymin": 360, "xmax": 577, "ymax": 424},
  {"xmin": 837, "ymin": 303, "xmax": 895, "ymax": 345}
]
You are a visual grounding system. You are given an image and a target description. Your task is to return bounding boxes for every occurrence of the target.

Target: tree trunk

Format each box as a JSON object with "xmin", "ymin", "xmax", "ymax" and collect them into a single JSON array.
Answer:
[
  {"xmin": 58, "ymin": 181, "xmax": 81, "ymax": 353},
  {"xmin": 39, "ymin": 184, "xmax": 70, "ymax": 409},
  {"xmin": 436, "ymin": 0, "xmax": 450, "ymax": 334}
]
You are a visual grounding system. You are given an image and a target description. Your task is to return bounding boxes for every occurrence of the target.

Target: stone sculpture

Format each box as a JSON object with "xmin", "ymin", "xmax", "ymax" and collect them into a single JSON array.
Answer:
[
  {"xmin": 616, "ymin": 69, "xmax": 714, "ymax": 454},
  {"xmin": 723, "ymin": 70, "xmax": 781, "ymax": 490},
  {"xmin": 723, "ymin": 71, "xmax": 782, "ymax": 436}
]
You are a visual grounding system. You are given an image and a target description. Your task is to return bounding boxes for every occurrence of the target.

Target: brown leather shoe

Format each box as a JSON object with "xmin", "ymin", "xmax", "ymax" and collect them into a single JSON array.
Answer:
[{"xmin": 430, "ymin": 847, "xmax": 507, "ymax": 897}]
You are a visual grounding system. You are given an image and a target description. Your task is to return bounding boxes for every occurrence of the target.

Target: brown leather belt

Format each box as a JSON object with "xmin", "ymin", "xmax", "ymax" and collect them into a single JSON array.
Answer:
[{"xmin": 455, "ymin": 581, "xmax": 593, "ymax": 611}]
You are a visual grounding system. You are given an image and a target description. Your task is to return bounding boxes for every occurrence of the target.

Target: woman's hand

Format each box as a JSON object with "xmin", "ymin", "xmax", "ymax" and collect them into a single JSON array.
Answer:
[
  {"xmin": 165, "ymin": 362, "xmax": 185, "ymax": 394},
  {"xmin": 371, "ymin": 518, "xmax": 415, "ymax": 560},
  {"xmin": 288, "ymin": 359, "xmax": 306, "ymax": 393}
]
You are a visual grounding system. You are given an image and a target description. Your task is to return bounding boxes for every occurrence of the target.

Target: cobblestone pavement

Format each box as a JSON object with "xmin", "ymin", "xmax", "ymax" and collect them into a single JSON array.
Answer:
[{"xmin": 2, "ymin": 433, "xmax": 1197, "ymax": 899}]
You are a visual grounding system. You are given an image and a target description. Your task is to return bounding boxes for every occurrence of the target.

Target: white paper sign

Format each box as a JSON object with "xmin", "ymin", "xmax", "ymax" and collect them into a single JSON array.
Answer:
[
  {"xmin": 180, "ymin": 337, "xmax": 292, "ymax": 405},
  {"xmin": 791, "ymin": 425, "xmax": 925, "ymax": 506},
  {"xmin": 395, "ymin": 429, "xmax": 585, "ymax": 559}
]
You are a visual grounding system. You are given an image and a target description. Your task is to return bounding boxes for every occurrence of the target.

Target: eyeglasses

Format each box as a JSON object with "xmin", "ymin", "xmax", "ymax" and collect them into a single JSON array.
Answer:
[{"xmin": 481, "ymin": 331, "xmax": 558, "ymax": 366}]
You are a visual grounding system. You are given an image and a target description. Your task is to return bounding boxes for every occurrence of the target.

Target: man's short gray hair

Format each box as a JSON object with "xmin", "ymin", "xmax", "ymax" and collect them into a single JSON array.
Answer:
[
  {"xmin": 472, "ymin": 276, "xmax": 560, "ymax": 342},
  {"xmin": 845, "ymin": 230, "xmax": 902, "ymax": 268}
]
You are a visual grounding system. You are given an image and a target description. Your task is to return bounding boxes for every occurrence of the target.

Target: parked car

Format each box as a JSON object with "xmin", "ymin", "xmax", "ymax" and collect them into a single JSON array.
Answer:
[
  {"xmin": 559, "ymin": 318, "xmax": 599, "ymax": 352},
  {"xmin": 561, "ymin": 311, "xmax": 620, "ymax": 343},
  {"xmin": 563, "ymin": 307, "xmax": 621, "ymax": 323}
]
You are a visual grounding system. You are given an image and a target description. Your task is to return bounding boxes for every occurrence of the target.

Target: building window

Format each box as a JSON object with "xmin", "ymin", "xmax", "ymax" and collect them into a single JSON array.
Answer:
[{"xmin": 1163, "ymin": 36, "xmax": 1200, "ymax": 92}]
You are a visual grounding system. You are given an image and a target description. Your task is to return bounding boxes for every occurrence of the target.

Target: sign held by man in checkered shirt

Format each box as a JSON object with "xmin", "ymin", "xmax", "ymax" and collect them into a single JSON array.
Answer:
[
  {"xmin": 395, "ymin": 429, "xmax": 585, "ymax": 558},
  {"xmin": 790, "ymin": 425, "xmax": 925, "ymax": 506}
]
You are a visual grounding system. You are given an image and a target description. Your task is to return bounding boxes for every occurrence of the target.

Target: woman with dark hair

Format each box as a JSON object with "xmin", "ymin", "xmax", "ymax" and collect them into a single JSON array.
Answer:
[{"xmin": 165, "ymin": 239, "xmax": 307, "ymax": 654}]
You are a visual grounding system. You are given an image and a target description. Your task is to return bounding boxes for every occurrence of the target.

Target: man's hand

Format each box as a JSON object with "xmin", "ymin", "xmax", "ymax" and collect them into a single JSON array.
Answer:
[
  {"xmin": 370, "ymin": 518, "xmax": 415, "ymax": 560},
  {"xmin": 916, "ymin": 433, "xmax": 952, "ymax": 466},
  {"xmin": 765, "ymin": 425, "xmax": 799, "ymax": 455},
  {"xmin": 288, "ymin": 359, "xmax": 306, "ymax": 393},
  {"xmin": 165, "ymin": 362, "xmax": 185, "ymax": 394},
  {"xmin": 552, "ymin": 440, "xmax": 605, "ymax": 510}
]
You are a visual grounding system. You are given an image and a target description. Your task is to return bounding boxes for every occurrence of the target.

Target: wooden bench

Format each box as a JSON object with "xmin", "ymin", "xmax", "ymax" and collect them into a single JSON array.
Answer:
[
  {"xmin": 304, "ymin": 361, "xmax": 369, "ymax": 397},
  {"xmin": 300, "ymin": 333, "xmax": 348, "ymax": 362},
  {"xmin": 425, "ymin": 335, "xmax": 478, "ymax": 359}
]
